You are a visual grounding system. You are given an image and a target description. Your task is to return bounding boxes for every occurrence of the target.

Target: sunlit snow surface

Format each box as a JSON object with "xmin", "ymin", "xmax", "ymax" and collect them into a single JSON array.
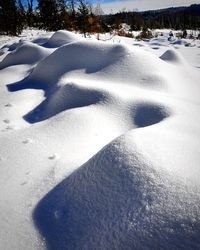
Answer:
[{"xmin": 0, "ymin": 29, "xmax": 200, "ymax": 249}]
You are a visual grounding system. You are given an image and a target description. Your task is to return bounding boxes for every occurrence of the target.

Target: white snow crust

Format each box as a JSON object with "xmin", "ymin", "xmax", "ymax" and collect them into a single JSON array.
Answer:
[{"xmin": 0, "ymin": 29, "xmax": 200, "ymax": 250}]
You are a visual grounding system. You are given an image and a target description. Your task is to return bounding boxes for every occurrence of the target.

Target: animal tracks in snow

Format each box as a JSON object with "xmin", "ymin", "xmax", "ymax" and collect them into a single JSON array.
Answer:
[
  {"xmin": 4, "ymin": 103, "xmax": 12, "ymax": 107},
  {"xmin": 3, "ymin": 119, "xmax": 10, "ymax": 124},
  {"xmin": 48, "ymin": 154, "xmax": 59, "ymax": 160},
  {"xmin": 22, "ymin": 138, "xmax": 32, "ymax": 144},
  {"xmin": 2, "ymin": 30, "xmax": 200, "ymax": 250}
]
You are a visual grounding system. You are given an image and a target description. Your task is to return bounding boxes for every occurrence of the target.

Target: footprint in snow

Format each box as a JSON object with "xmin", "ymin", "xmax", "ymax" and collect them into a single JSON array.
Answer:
[
  {"xmin": 22, "ymin": 138, "xmax": 32, "ymax": 144},
  {"xmin": 1, "ymin": 126, "xmax": 13, "ymax": 132},
  {"xmin": 3, "ymin": 119, "xmax": 10, "ymax": 124},
  {"xmin": 20, "ymin": 181, "xmax": 28, "ymax": 186},
  {"xmin": 48, "ymin": 154, "xmax": 58, "ymax": 160},
  {"xmin": 5, "ymin": 103, "xmax": 12, "ymax": 107},
  {"xmin": 6, "ymin": 125, "xmax": 13, "ymax": 130}
]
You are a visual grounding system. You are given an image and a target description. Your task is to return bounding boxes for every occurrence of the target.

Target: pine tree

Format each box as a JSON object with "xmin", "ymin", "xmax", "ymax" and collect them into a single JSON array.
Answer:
[
  {"xmin": 27, "ymin": 0, "xmax": 34, "ymax": 27},
  {"xmin": 67, "ymin": 0, "xmax": 77, "ymax": 30},
  {"xmin": 57, "ymin": 0, "xmax": 70, "ymax": 29},
  {"xmin": 68, "ymin": 0, "xmax": 76, "ymax": 18},
  {"xmin": 0, "ymin": 0, "xmax": 20, "ymax": 35},
  {"xmin": 182, "ymin": 29, "xmax": 187, "ymax": 38},
  {"xmin": 17, "ymin": 0, "xmax": 26, "ymax": 30},
  {"xmin": 37, "ymin": 0, "xmax": 59, "ymax": 31},
  {"xmin": 77, "ymin": 0, "xmax": 90, "ymax": 37}
]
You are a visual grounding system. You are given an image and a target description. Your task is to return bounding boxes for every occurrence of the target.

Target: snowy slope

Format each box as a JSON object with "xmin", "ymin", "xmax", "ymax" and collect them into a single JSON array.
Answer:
[{"xmin": 0, "ymin": 29, "xmax": 200, "ymax": 250}]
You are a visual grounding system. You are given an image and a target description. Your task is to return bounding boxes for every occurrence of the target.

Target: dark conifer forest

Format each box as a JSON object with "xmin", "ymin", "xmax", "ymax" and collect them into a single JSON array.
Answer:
[{"xmin": 0, "ymin": 0, "xmax": 200, "ymax": 36}]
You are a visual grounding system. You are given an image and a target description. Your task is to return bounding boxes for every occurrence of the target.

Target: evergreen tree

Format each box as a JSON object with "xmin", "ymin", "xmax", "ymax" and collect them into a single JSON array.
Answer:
[
  {"xmin": 67, "ymin": 0, "xmax": 77, "ymax": 30},
  {"xmin": 17, "ymin": 0, "xmax": 26, "ymax": 29},
  {"xmin": 27, "ymin": 0, "xmax": 34, "ymax": 27},
  {"xmin": 57, "ymin": 0, "xmax": 70, "ymax": 29},
  {"xmin": 182, "ymin": 29, "xmax": 187, "ymax": 38},
  {"xmin": 68, "ymin": 0, "xmax": 76, "ymax": 18},
  {"xmin": 77, "ymin": 0, "xmax": 90, "ymax": 37},
  {"xmin": 0, "ymin": 0, "xmax": 21, "ymax": 35},
  {"xmin": 37, "ymin": 0, "xmax": 59, "ymax": 30}
]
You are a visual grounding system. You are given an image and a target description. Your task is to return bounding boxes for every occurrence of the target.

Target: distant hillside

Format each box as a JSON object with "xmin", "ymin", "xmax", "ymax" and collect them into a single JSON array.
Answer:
[
  {"xmin": 104, "ymin": 4, "xmax": 200, "ymax": 30},
  {"xmin": 146, "ymin": 4, "xmax": 200, "ymax": 16}
]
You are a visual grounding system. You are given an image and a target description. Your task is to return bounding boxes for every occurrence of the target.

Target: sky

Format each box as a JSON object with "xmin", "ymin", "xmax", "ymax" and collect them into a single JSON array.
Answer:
[
  {"xmin": 25, "ymin": 0, "xmax": 200, "ymax": 14},
  {"xmin": 96, "ymin": 0, "xmax": 200, "ymax": 14}
]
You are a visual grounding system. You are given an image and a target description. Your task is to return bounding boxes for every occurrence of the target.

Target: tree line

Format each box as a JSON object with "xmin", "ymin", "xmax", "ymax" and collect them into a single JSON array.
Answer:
[
  {"xmin": 105, "ymin": 4, "xmax": 200, "ymax": 31},
  {"xmin": 0, "ymin": 0, "xmax": 108, "ymax": 36},
  {"xmin": 0, "ymin": 1, "xmax": 200, "ymax": 37}
]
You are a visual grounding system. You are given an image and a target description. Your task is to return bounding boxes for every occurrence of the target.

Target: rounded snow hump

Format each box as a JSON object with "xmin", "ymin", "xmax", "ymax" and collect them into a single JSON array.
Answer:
[{"xmin": 43, "ymin": 30, "xmax": 81, "ymax": 48}]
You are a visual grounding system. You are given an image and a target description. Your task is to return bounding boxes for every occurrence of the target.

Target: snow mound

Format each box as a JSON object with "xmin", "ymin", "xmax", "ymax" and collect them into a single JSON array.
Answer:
[
  {"xmin": 172, "ymin": 39, "xmax": 188, "ymax": 46},
  {"xmin": 43, "ymin": 30, "xmax": 81, "ymax": 48},
  {"xmin": 1, "ymin": 40, "xmax": 23, "ymax": 51},
  {"xmin": 0, "ymin": 41, "xmax": 50, "ymax": 69},
  {"xmin": 34, "ymin": 134, "xmax": 200, "ymax": 250},
  {"xmin": 15, "ymin": 41, "xmax": 167, "ymax": 91},
  {"xmin": 160, "ymin": 49, "xmax": 186, "ymax": 64},
  {"xmin": 1, "ymin": 30, "xmax": 200, "ymax": 250},
  {"xmin": 150, "ymin": 37, "xmax": 168, "ymax": 44}
]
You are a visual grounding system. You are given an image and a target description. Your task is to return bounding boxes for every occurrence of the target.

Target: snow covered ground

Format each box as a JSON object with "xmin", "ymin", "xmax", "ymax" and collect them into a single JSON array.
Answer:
[{"xmin": 0, "ymin": 29, "xmax": 200, "ymax": 249}]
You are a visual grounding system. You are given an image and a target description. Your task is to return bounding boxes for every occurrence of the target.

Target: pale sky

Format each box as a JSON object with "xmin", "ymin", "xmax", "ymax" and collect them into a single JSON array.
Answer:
[{"xmin": 96, "ymin": 0, "xmax": 200, "ymax": 14}]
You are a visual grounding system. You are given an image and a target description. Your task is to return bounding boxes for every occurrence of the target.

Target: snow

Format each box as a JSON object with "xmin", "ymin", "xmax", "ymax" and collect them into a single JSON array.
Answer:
[
  {"xmin": 0, "ymin": 29, "xmax": 200, "ymax": 249},
  {"xmin": 43, "ymin": 30, "xmax": 81, "ymax": 48},
  {"xmin": 160, "ymin": 49, "xmax": 187, "ymax": 65}
]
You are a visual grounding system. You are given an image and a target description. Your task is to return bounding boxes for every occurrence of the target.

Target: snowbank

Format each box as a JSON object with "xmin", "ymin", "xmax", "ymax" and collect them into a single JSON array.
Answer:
[
  {"xmin": 0, "ymin": 29, "xmax": 200, "ymax": 249},
  {"xmin": 0, "ymin": 41, "xmax": 50, "ymax": 69},
  {"xmin": 43, "ymin": 30, "xmax": 81, "ymax": 48}
]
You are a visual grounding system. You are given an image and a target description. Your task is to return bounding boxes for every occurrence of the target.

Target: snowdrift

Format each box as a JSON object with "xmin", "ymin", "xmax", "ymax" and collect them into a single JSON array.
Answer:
[
  {"xmin": 43, "ymin": 30, "xmax": 81, "ymax": 48},
  {"xmin": 7, "ymin": 40, "xmax": 169, "ymax": 95},
  {"xmin": 0, "ymin": 41, "xmax": 50, "ymax": 69},
  {"xmin": 160, "ymin": 49, "xmax": 186, "ymax": 65},
  {"xmin": 0, "ymin": 29, "xmax": 200, "ymax": 250},
  {"xmin": 34, "ymin": 133, "xmax": 200, "ymax": 250}
]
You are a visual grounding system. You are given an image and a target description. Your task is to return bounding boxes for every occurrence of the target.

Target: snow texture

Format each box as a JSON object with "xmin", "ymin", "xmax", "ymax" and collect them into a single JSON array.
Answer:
[{"xmin": 0, "ymin": 29, "xmax": 200, "ymax": 250}]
